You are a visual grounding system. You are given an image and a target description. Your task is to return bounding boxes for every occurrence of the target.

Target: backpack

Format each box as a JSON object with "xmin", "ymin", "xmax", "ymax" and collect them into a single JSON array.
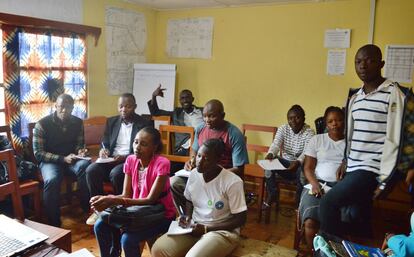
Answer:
[{"xmin": 0, "ymin": 135, "xmax": 38, "ymax": 184}]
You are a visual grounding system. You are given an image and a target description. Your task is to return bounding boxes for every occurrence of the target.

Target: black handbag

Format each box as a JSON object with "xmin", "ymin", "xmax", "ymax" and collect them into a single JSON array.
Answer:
[
  {"xmin": 100, "ymin": 203, "xmax": 165, "ymax": 231},
  {"xmin": 100, "ymin": 190, "xmax": 169, "ymax": 231}
]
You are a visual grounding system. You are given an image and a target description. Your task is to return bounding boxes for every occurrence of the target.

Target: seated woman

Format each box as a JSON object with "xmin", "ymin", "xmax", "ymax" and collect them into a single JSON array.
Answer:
[
  {"xmin": 264, "ymin": 104, "xmax": 315, "ymax": 208},
  {"xmin": 151, "ymin": 138, "xmax": 247, "ymax": 257},
  {"xmin": 91, "ymin": 127, "xmax": 176, "ymax": 257},
  {"xmin": 298, "ymin": 106, "xmax": 345, "ymax": 251}
]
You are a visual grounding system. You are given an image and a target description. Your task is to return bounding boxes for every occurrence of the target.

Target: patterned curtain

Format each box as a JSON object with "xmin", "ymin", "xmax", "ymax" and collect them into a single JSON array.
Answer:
[{"xmin": 2, "ymin": 25, "xmax": 87, "ymax": 153}]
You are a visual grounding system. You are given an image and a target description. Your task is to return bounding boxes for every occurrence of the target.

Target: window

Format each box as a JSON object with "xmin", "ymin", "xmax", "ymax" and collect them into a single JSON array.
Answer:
[
  {"xmin": 2, "ymin": 26, "xmax": 87, "ymax": 148},
  {"xmin": 0, "ymin": 29, "xmax": 5, "ymax": 126}
]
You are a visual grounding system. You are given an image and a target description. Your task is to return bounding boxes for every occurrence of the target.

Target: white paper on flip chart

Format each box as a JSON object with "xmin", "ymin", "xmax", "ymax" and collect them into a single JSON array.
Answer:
[
  {"xmin": 167, "ymin": 220, "xmax": 193, "ymax": 235},
  {"xmin": 324, "ymin": 29, "xmax": 351, "ymax": 49},
  {"xmin": 327, "ymin": 49, "xmax": 346, "ymax": 75},
  {"xmin": 257, "ymin": 159, "xmax": 286, "ymax": 170}
]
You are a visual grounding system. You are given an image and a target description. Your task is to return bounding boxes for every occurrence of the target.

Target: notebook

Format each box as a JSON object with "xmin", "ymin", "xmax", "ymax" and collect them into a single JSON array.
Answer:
[{"xmin": 0, "ymin": 214, "xmax": 48, "ymax": 257}]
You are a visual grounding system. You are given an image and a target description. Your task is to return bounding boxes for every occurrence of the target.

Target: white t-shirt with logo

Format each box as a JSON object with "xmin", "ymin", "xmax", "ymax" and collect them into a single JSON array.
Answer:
[
  {"xmin": 184, "ymin": 168, "xmax": 247, "ymax": 234},
  {"xmin": 304, "ymin": 133, "xmax": 345, "ymax": 182}
]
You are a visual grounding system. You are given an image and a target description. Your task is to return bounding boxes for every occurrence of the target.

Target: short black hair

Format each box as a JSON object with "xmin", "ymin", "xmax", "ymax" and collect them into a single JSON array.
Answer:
[
  {"xmin": 288, "ymin": 104, "xmax": 305, "ymax": 118},
  {"xmin": 140, "ymin": 126, "xmax": 162, "ymax": 153},
  {"xmin": 56, "ymin": 94, "xmax": 74, "ymax": 105},
  {"xmin": 323, "ymin": 106, "xmax": 344, "ymax": 122},
  {"xmin": 205, "ymin": 99, "xmax": 225, "ymax": 114},
  {"xmin": 180, "ymin": 89, "xmax": 193, "ymax": 96},
  {"xmin": 202, "ymin": 138, "xmax": 225, "ymax": 159},
  {"xmin": 356, "ymin": 44, "xmax": 383, "ymax": 60},
  {"xmin": 120, "ymin": 93, "xmax": 136, "ymax": 104}
]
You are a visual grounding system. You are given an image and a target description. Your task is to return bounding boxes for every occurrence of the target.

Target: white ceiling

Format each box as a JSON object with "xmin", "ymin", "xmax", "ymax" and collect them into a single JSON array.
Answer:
[{"xmin": 124, "ymin": 0, "xmax": 339, "ymax": 10}]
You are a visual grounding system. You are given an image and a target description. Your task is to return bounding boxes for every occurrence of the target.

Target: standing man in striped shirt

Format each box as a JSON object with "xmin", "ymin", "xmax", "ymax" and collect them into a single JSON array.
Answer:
[{"xmin": 319, "ymin": 44, "xmax": 414, "ymax": 237}]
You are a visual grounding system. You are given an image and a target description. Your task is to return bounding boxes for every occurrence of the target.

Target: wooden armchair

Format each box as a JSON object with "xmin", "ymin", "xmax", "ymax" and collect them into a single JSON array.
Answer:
[
  {"xmin": 158, "ymin": 125, "xmax": 194, "ymax": 163},
  {"xmin": 0, "ymin": 149, "xmax": 24, "ymax": 220},
  {"xmin": 83, "ymin": 116, "xmax": 107, "ymax": 158},
  {"xmin": 0, "ymin": 125, "xmax": 41, "ymax": 220},
  {"xmin": 241, "ymin": 123, "xmax": 277, "ymax": 223}
]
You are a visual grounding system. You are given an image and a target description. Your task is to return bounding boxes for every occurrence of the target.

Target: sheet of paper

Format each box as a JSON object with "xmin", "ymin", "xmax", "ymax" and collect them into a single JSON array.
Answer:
[
  {"xmin": 327, "ymin": 49, "xmax": 346, "ymax": 75},
  {"xmin": 167, "ymin": 220, "xmax": 193, "ymax": 235},
  {"xmin": 55, "ymin": 248, "xmax": 95, "ymax": 257},
  {"xmin": 166, "ymin": 17, "xmax": 214, "ymax": 59},
  {"xmin": 324, "ymin": 29, "xmax": 351, "ymax": 48},
  {"xmin": 174, "ymin": 169, "xmax": 191, "ymax": 178},
  {"xmin": 75, "ymin": 156, "xmax": 92, "ymax": 161},
  {"xmin": 257, "ymin": 159, "xmax": 286, "ymax": 170},
  {"xmin": 304, "ymin": 182, "xmax": 332, "ymax": 193},
  {"xmin": 96, "ymin": 157, "xmax": 116, "ymax": 164},
  {"xmin": 384, "ymin": 45, "xmax": 414, "ymax": 83}
]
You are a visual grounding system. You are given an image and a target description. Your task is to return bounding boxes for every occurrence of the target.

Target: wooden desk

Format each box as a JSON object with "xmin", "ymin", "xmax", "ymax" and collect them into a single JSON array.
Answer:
[{"xmin": 23, "ymin": 219, "xmax": 72, "ymax": 253}]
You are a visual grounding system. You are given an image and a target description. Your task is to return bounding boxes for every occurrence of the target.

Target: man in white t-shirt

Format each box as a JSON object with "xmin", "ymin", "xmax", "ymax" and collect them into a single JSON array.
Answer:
[{"xmin": 151, "ymin": 138, "xmax": 247, "ymax": 257}]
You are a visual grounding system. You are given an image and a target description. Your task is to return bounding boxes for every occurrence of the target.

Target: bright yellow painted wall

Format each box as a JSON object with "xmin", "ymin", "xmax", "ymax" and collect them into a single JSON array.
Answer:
[
  {"xmin": 83, "ymin": 0, "xmax": 157, "ymax": 116},
  {"xmin": 375, "ymin": 0, "xmax": 414, "ymax": 57},
  {"xmin": 153, "ymin": 0, "xmax": 414, "ymax": 129}
]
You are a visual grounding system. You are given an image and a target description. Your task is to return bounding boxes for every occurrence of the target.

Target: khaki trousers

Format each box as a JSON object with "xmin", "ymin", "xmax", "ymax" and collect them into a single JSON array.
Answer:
[{"xmin": 151, "ymin": 230, "xmax": 240, "ymax": 257}]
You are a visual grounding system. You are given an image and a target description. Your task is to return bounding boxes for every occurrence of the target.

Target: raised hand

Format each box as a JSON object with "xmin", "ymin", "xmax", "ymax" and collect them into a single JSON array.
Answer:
[{"xmin": 152, "ymin": 84, "xmax": 167, "ymax": 98}]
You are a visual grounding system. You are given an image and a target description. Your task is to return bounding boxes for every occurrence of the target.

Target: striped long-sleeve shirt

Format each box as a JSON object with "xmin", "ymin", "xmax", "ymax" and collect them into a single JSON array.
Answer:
[
  {"xmin": 267, "ymin": 123, "xmax": 315, "ymax": 163},
  {"xmin": 347, "ymin": 80, "xmax": 393, "ymax": 174}
]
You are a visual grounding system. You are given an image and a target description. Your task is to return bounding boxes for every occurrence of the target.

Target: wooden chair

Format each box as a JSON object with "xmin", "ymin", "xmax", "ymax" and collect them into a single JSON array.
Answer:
[
  {"xmin": 0, "ymin": 149, "xmax": 25, "ymax": 220},
  {"xmin": 0, "ymin": 125, "xmax": 41, "ymax": 220},
  {"xmin": 241, "ymin": 124, "xmax": 277, "ymax": 223},
  {"xmin": 158, "ymin": 125, "xmax": 194, "ymax": 163},
  {"xmin": 83, "ymin": 116, "xmax": 107, "ymax": 158},
  {"xmin": 83, "ymin": 116, "xmax": 115, "ymax": 194},
  {"xmin": 152, "ymin": 115, "xmax": 171, "ymax": 129}
]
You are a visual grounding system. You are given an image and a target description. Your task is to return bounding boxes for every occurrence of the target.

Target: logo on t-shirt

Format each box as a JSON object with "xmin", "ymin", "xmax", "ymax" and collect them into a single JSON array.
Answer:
[{"xmin": 215, "ymin": 201, "xmax": 224, "ymax": 210}]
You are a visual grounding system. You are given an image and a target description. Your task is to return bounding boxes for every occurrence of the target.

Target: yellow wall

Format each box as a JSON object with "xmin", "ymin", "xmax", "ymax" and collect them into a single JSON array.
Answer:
[
  {"xmin": 153, "ymin": 0, "xmax": 414, "ymax": 129},
  {"xmin": 83, "ymin": 0, "xmax": 157, "ymax": 116},
  {"xmin": 82, "ymin": 0, "xmax": 414, "ymax": 128}
]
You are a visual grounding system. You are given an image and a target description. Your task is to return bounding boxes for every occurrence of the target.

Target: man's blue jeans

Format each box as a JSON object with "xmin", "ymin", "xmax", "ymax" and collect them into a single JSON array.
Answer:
[
  {"xmin": 319, "ymin": 170, "xmax": 378, "ymax": 236},
  {"xmin": 40, "ymin": 159, "xmax": 90, "ymax": 227},
  {"xmin": 94, "ymin": 217, "xmax": 172, "ymax": 257},
  {"xmin": 264, "ymin": 158, "xmax": 304, "ymax": 205}
]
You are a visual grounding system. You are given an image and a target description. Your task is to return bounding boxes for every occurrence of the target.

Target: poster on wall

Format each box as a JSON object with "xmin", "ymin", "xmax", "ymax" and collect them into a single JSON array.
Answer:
[
  {"xmin": 324, "ymin": 29, "xmax": 351, "ymax": 49},
  {"xmin": 106, "ymin": 7, "xmax": 147, "ymax": 95},
  {"xmin": 166, "ymin": 17, "xmax": 214, "ymax": 59},
  {"xmin": 384, "ymin": 45, "xmax": 414, "ymax": 83},
  {"xmin": 327, "ymin": 49, "xmax": 346, "ymax": 75}
]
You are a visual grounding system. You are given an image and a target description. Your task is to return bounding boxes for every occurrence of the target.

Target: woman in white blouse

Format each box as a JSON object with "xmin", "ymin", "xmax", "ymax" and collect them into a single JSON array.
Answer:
[{"xmin": 298, "ymin": 106, "xmax": 345, "ymax": 251}]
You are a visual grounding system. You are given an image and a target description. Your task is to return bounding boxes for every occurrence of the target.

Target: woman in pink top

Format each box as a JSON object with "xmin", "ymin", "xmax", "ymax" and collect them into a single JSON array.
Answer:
[{"xmin": 91, "ymin": 127, "xmax": 175, "ymax": 257}]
